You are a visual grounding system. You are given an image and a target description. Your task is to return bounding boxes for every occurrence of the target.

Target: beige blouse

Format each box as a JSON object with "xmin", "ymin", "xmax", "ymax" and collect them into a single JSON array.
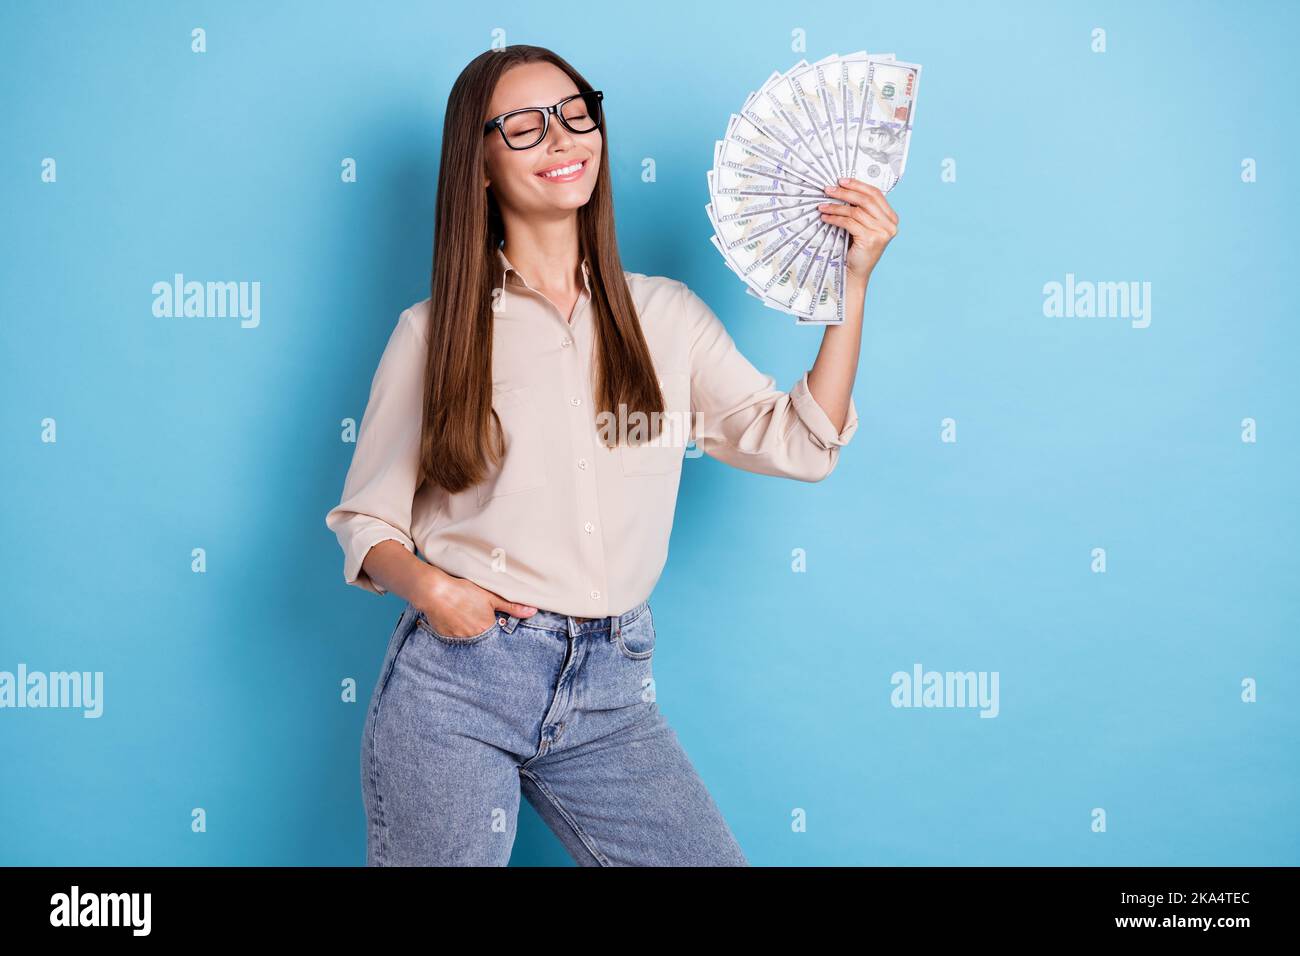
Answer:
[{"xmin": 325, "ymin": 247, "xmax": 860, "ymax": 617}]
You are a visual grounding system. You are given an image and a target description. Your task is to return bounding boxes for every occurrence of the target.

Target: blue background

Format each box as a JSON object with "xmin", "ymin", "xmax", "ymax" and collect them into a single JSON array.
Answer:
[{"xmin": 2, "ymin": 0, "xmax": 1296, "ymax": 865}]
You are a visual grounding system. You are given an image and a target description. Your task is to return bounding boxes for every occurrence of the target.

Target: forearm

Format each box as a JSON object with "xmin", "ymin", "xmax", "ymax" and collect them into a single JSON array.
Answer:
[
  {"xmin": 806, "ymin": 275, "xmax": 867, "ymax": 432},
  {"xmin": 360, "ymin": 539, "xmax": 447, "ymax": 608}
]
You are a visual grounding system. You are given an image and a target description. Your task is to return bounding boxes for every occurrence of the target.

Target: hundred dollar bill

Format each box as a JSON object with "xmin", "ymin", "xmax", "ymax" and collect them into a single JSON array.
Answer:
[
  {"xmin": 735, "ymin": 217, "xmax": 844, "ymax": 322},
  {"xmin": 770, "ymin": 56, "xmax": 845, "ymax": 187},
  {"xmin": 706, "ymin": 199, "xmax": 831, "ymax": 315},
  {"xmin": 756, "ymin": 225, "xmax": 848, "ymax": 323},
  {"xmin": 707, "ymin": 131, "xmax": 834, "ymax": 309},
  {"xmin": 795, "ymin": 53, "xmax": 915, "ymax": 323},
  {"xmin": 801, "ymin": 52, "xmax": 896, "ymax": 324},
  {"xmin": 847, "ymin": 56, "xmax": 921, "ymax": 194},
  {"xmin": 726, "ymin": 60, "xmax": 843, "ymax": 320},
  {"xmin": 768, "ymin": 53, "xmax": 899, "ymax": 323},
  {"xmin": 710, "ymin": 130, "xmax": 826, "ymax": 206},
  {"xmin": 706, "ymin": 51, "xmax": 919, "ymax": 324}
]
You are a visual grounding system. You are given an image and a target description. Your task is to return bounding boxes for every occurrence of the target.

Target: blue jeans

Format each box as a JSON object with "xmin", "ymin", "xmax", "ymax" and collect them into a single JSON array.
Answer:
[{"xmin": 361, "ymin": 599, "xmax": 748, "ymax": 866}]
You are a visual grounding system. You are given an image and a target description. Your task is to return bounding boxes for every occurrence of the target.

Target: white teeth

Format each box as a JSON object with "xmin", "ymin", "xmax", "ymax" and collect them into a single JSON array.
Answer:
[{"xmin": 540, "ymin": 161, "xmax": 584, "ymax": 179}]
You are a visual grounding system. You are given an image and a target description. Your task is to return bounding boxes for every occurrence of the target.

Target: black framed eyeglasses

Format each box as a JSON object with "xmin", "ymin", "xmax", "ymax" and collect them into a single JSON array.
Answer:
[{"xmin": 483, "ymin": 90, "xmax": 604, "ymax": 150}]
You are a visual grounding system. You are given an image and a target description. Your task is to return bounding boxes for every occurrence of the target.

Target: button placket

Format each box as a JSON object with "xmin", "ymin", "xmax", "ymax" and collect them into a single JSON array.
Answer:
[
  {"xmin": 550, "ymin": 295, "xmax": 607, "ymax": 618},
  {"xmin": 490, "ymin": 250, "xmax": 613, "ymax": 619}
]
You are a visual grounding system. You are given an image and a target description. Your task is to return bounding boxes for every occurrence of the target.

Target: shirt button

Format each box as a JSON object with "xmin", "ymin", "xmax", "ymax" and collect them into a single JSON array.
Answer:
[
  {"xmin": 561, "ymin": 338, "xmax": 572, "ymax": 348},
  {"xmin": 584, "ymin": 522, "xmax": 593, "ymax": 533},
  {"xmin": 577, "ymin": 458, "xmax": 587, "ymax": 469},
  {"xmin": 590, "ymin": 590, "xmax": 600, "ymax": 600},
  {"xmin": 570, "ymin": 396, "xmax": 581, "ymax": 406}
]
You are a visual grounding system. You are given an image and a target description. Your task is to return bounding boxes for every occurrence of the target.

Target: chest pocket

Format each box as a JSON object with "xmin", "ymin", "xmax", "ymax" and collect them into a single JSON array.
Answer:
[
  {"xmin": 619, "ymin": 371, "xmax": 691, "ymax": 477},
  {"xmin": 477, "ymin": 385, "xmax": 548, "ymax": 506}
]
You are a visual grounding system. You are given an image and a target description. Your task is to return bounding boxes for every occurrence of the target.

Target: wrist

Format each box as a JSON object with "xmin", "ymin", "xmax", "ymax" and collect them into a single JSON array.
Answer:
[{"xmin": 420, "ymin": 565, "xmax": 454, "ymax": 609}]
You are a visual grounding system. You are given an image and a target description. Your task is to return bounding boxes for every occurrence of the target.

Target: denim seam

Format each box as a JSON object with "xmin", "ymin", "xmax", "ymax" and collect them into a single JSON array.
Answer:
[
  {"xmin": 614, "ymin": 629, "xmax": 654, "ymax": 661},
  {"xmin": 369, "ymin": 621, "xmax": 416, "ymax": 865},
  {"xmin": 415, "ymin": 614, "xmax": 499, "ymax": 646},
  {"xmin": 518, "ymin": 766, "xmax": 611, "ymax": 866}
]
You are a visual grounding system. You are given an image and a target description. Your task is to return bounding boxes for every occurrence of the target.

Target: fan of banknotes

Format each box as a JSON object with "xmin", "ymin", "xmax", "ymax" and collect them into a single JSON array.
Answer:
[{"xmin": 706, "ymin": 52, "xmax": 922, "ymax": 324}]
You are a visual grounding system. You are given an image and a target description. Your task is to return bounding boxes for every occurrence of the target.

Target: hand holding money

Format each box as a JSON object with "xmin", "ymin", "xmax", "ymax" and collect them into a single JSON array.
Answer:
[
  {"xmin": 817, "ymin": 177, "xmax": 899, "ymax": 288},
  {"xmin": 706, "ymin": 51, "xmax": 921, "ymax": 324}
]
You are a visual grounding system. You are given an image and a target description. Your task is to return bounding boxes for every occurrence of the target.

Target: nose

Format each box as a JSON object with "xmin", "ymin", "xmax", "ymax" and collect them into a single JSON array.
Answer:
[{"xmin": 545, "ymin": 115, "xmax": 576, "ymax": 150}]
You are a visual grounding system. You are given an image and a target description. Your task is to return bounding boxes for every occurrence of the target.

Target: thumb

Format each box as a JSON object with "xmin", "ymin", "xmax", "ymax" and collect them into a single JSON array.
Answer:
[{"xmin": 484, "ymin": 590, "xmax": 538, "ymax": 618}]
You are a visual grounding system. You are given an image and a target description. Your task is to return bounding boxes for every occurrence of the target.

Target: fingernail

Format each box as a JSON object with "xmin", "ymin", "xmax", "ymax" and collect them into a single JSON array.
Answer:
[{"xmin": 838, "ymin": 177, "xmax": 850, "ymax": 184}]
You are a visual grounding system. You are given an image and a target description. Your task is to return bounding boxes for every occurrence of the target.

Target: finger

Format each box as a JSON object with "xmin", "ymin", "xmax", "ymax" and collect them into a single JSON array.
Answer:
[
  {"xmin": 819, "ymin": 209, "xmax": 893, "ymax": 246},
  {"xmin": 819, "ymin": 202, "xmax": 896, "ymax": 238},
  {"xmin": 483, "ymin": 589, "xmax": 538, "ymax": 617},
  {"xmin": 817, "ymin": 210, "xmax": 874, "ymax": 246},
  {"xmin": 841, "ymin": 185, "xmax": 896, "ymax": 227},
  {"xmin": 831, "ymin": 177, "xmax": 895, "ymax": 220},
  {"xmin": 821, "ymin": 190, "xmax": 893, "ymax": 232},
  {"xmin": 836, "ymin": 202, "xmax": 880, "ymax": 232},
  {"xmin": 825, "ymin": 180, "xmax": 897, "ymax": 225}
]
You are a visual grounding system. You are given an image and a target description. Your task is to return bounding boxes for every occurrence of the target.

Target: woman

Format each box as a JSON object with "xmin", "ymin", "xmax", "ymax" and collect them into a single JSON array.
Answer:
[{"xmin": 325, "ymin": 45, "xmax": 897, "ymax": 866}]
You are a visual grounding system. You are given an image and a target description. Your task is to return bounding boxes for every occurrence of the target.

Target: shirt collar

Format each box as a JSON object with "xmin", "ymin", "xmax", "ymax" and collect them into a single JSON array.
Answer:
[{"xmin": 495, "ymin": 246, "xmax": 592, "ymax": 297}]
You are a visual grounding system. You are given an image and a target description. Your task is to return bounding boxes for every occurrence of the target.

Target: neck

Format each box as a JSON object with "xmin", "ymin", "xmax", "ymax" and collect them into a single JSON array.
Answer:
[{"xmin": 500, "ymin": 218, "xmax": 584, "ymax": 294}]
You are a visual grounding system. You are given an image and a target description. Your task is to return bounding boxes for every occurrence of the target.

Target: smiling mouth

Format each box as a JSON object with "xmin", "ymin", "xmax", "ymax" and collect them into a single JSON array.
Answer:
[{"xmin": 536, "ymin": 159, "xmax": 587, "ymax": 182}]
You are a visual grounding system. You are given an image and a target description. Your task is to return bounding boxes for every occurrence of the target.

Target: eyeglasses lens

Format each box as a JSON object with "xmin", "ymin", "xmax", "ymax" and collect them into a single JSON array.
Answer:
[{"xmin": 502, "ymin": 91, "xmax": 601, "ymax": 149}]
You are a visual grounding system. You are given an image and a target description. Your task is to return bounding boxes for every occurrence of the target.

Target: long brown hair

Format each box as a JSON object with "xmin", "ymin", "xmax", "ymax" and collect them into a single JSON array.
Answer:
[{"xmin": 419, "ymin": 45, "xmax": 664, "ymax": 495}]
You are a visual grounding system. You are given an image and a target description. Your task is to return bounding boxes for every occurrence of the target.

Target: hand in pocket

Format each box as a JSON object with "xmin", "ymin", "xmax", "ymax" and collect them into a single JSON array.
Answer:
[{"xmin": 419, "ymin": 573, "xmax": 538, "ymax": 639}]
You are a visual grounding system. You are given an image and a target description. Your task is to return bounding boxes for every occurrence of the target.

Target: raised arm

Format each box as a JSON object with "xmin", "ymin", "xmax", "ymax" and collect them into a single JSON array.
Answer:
[
  {"xmin": 808, "ymin": 176, "xmax": 899, "ymax": 427},
  {"xmin": 684, "ymin": 177, "xmax": 898, "ymax": 481},
  {"xmin": 683, "ymin": 281, "xmax": 860, "ymax": 483}
]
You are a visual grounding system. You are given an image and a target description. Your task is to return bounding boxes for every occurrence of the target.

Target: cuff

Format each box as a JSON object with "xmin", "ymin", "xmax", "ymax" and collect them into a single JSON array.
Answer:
[
  {"xmin": 344, "ymin": 526, "xmax": 415, "ymax": 596},
  {"xmin": 790, "ymin": 371, "xmax": 859, "ymax": 450}
]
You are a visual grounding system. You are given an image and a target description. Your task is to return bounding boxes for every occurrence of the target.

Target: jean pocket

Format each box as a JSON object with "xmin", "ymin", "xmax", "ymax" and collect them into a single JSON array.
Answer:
[
  {"xmin": 613, "ymin": 607, "xmax": 656, "ymax": 660},
  {"xmin": 415, "ymin": 611, "xmax": 502, "ymax": 647}
]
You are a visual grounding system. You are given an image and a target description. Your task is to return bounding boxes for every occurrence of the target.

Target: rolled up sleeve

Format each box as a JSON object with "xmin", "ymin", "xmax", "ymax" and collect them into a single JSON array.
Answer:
[
  {"xmin": 682, "ymin": 283, "xmax": 858, "ymax": 482},
  {"xmin": 324, "ymin": 308, "xmax": 424, "ymax": 595}
]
